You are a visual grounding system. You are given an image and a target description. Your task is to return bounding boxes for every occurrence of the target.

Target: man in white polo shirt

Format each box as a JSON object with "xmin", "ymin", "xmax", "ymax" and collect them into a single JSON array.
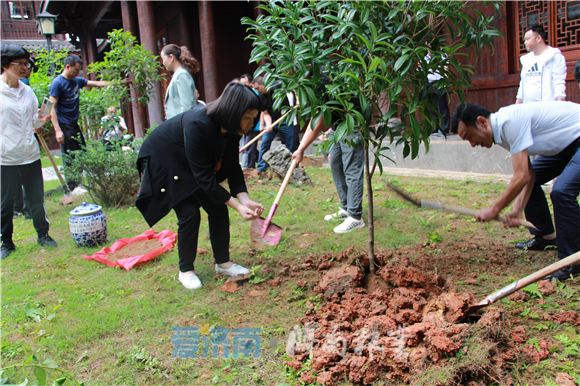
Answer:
[{"xmin": 450, "ymin": 101, "xmax": 580, "ymax": 280}]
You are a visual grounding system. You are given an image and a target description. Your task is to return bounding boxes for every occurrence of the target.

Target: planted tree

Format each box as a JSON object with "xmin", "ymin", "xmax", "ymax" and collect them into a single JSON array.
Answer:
[
  {"xmin": 87, "ymin": 29, "xmax": 165, "ymax": 136},
  {"xmin": 243, "ymin": 0, "xmax": 501, "ymax": 272}
]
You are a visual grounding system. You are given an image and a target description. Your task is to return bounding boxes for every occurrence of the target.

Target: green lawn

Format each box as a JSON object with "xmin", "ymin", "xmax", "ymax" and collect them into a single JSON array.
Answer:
[{"xmin": 2, "ymin": 168, "xmax": 578, "ymax": 385}]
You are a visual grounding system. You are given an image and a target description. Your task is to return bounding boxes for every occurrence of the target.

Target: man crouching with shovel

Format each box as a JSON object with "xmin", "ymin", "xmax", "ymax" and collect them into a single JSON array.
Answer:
[{"xmin": 450, "ymin": 100, "xmax": 580, "ymax": 281}]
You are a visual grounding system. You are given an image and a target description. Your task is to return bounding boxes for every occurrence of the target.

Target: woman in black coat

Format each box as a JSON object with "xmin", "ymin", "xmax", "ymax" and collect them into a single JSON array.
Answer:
[{"xmin": 136, "ymin": 82, "xmax": 264, "ymax": 290}]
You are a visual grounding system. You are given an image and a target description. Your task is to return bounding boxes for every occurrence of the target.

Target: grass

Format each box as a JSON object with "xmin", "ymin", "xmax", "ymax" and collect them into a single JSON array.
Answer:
[
  {"xmin": 41, "ymin": 154, "xmax": 63, "ymax": 169},
  {"xmin": 2, "ymin": 167, "xmax": 579, "ymax": 385}
]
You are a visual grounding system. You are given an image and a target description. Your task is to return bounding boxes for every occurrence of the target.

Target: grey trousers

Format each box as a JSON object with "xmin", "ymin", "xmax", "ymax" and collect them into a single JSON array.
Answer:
[{"xmin": 330, "ymin": 131, "xmax": 365, "ymax": 219}]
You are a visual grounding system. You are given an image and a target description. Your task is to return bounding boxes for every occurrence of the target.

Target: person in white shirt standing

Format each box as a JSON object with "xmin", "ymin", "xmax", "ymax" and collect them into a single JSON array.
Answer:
[
  {"xmin": 451, "ymin": 101, "xmax": 580, "ymax": 281},
  {"xmin": 513, "ymin": 24, "xmax": 567, "ymax": 253},
  {"xmin": 1, "ymin": 44, "xmax": 57, "ymax": 259},
  {"xmin": 516, "ymin": 24, "xmax": 567, "ymax": 104}
]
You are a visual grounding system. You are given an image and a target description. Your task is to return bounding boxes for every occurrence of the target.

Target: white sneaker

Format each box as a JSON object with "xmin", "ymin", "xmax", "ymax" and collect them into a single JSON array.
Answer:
[
  {"xmin": 334, "ymin": 216, "xmax": 365, "ymax": 233},
  {"xmin": 178, "ymin": 272, "xmax": 203, "ymax": 290},
  {"xmin": 324, "ymin": 207, "xmax": 349, "ymax": 221},
  {"xmin": 215, "ymin": 263, "xmax": 250, "ymax": 276}
]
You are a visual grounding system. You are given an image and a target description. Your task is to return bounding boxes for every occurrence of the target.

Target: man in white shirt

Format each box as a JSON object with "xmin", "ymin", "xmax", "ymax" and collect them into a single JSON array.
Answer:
[
  {"xmin": 515, "ymin": 24, "xmax": 566, "ymax": 104},
  {"xmin": 451, "ymin": 101, "xmax": 580, "ymax": 281}
]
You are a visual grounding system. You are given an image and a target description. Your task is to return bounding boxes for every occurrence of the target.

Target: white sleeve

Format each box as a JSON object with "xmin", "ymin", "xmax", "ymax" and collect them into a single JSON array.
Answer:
[
  {"xmin": 31, "ymin": 91, "xmax": 43, "ymax": 129},
  {"xmin": 515, "ymin": 68, "xmax": 524, "ymax": 101},
  {"xmin": 552, "ymin": 53, "xmax": 567, "ymax": 99}
]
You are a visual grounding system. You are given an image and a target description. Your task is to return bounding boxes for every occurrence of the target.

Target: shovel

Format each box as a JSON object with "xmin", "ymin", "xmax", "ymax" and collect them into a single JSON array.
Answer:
[
  {"xmin": 469, "ymin": 251, "xmax": 580, "ymax": 313},
  {"xmin": 387, "ymin": 183, "xmax": 537, "ymax": 230},
  {"xmin": 239, "ymin": 107, "xmax": 295, "ymax": 153},
  {"xmin": 249, "ymin": 158, "xmax": 299, "ymax": 248},
  {"xmin": 38, "ymin": 135, "xmax": 74, "ymax": 205}
]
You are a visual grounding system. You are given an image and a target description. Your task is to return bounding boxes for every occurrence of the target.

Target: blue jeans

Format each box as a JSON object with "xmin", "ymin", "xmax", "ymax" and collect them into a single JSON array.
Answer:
[
  {"xmin": 257, "ymin": 122, "xmax": 295, "ymax": 171},
  {"xmin": 525, "ymin": 137, "xmax": 580, "ymax": 260}
]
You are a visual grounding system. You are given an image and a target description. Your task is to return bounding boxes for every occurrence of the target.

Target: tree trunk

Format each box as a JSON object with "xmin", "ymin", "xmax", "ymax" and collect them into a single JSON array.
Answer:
[{"xmin": 364, "ymin": 140, "xmax": 376, "ymax": 274}]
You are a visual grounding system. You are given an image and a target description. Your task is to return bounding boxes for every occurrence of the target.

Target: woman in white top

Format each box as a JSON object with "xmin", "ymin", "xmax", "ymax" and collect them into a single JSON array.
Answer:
[
  {"xmin": 161, "ymin": 44, "xmax": 200, "ymax": 120},
  {"xmin": 1, "ymin": 44, "xmax": 57, "ymax": 259}
]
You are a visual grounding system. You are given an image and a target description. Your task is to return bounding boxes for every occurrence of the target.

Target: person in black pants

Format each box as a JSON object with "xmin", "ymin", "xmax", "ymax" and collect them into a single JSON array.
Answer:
[
  {"xmin": 1, "ymin": 44, "xmax": 57, "ymax": 259},
  {"xmin": 136, "ymin": 82, "xmax": 264, "ymax": 290}
]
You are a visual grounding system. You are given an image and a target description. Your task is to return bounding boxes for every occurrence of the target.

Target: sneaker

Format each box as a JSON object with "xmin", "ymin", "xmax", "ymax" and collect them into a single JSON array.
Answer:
[
  {"xmin": 334, "ymin": 216, "xmax": 365, "ymax": 234},
  {"xmin": 324, "ymin": 207, "xmax": 349, "ymax": 221},
  {"xmin": 1, "ymin": 244, "xmax": 16, "ymax": 259},
  {"xmin": 37, "ymin": 234, "xmax": 58, "ymax": 248},
  {"xmin": 215, "ymin": 263, "xmax": 250, "ymax": 277},
  {"xmin": 178, "ymin": 272, "xmax": 203, "ymax": 290}
]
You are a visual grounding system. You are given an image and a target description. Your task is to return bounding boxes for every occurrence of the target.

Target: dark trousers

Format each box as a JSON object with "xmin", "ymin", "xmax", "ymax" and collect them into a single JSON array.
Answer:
[
  {"xmin": 173, "ymin": 189, "xmax": 231, "ymax": 272},
  {"xmin": 13, "ymin": 178, "xmax": 31, "ymax": 216},
  {"xmin": 59, "ymin": 121, "xmax": 86, "ymax": 191},
  {"xmin": 1, "ymin": 160, "xmax": 50, "ymax": 246},
  {"xmin": 428, "ymin": 81, "xmax": 450, "ymax": 134},
  {"xmin": 257, "ymin": 122, "xmax": 295, "ymax": 171},
  {"xmin": 243, "ymin": 131, "xmax": 260, "ymax": 169},
  {"xmin": 525, "ymin": 137, "xmax": 580, "ymax": 260}
]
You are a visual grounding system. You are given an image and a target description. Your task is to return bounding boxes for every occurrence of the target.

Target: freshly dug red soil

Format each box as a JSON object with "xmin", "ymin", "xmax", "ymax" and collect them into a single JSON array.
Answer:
[
  {"xmin": 285, "ymin": 256, "xmax": 521, "ymax": 385},
  {"xmin": 106, "ymin": 239, "xmax": 162, "ymax": 263}
]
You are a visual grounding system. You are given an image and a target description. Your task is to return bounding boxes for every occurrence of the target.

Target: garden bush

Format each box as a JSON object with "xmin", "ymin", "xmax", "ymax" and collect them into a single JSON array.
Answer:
[{"xmin": 64, "ymin": 138, "xmax": 141, "ymax": 208}]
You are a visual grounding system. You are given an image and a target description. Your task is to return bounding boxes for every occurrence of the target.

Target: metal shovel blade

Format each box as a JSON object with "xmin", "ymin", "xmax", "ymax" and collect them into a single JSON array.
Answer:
[{"xmin": 250, "ymin": 217, "xmax": 282, "ymax": 248}]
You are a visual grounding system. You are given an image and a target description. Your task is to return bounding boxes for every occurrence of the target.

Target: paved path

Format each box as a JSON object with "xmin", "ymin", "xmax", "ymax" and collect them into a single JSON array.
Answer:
[{"xmin": 42, "ymin": 165, "xmax": 513, "ymax": 184}]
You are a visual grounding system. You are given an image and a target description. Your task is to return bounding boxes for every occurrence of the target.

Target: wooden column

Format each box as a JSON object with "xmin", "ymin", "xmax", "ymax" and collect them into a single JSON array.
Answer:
[
  {"xmin": 121, "ymin": 0, "xmax": 144, "ymax": 137},
  {"xmin": 86, "ymin": 30, "xmax": 98, "ymax": 81},
  {"xmin": 198, "ymin": 1, "xmax": 218, "ymax": 102},
  {"xmin": 136, "ymin": 0, "xmax": 164, "ymax": 127}
]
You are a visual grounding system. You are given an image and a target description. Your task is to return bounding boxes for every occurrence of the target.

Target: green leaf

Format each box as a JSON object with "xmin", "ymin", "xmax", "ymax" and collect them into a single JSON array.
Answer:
[
  {"xmin": 394, "ymin": 55, "xmax": 409, "ymax": 72},
  {"xmin": 33, "ymin": 367, "xmax": 46, "ymax": 386},
  {"xmin": 41, "ymin": 359, "xmax": 58, "ymax": 369},
  {"xmin": 368, "ymin": 57, "xmax": 380, "ymax": 73},
  {"xmin": 52, "ymin": 378, "xmax": 67, "ymax": 386}
]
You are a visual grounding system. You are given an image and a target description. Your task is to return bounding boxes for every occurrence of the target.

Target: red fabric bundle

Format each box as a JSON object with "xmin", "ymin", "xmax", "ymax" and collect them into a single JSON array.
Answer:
[{"xmin": 82, "ymin": 229, "xmax": 177, "ymax": 270}]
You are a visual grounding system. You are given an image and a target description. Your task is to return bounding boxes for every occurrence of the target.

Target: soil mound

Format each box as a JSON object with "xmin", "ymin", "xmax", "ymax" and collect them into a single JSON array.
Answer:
[
  {"xmin": 285, "ymin": 256, "xmax": 521, "ymax": 385},
  {"xmin": 106, "ymin": 239, "xmax": 162, "ymax": 263}
]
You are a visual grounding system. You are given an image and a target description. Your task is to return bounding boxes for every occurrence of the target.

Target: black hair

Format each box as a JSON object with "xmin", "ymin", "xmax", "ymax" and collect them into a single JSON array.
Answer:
[
  {"xmin": 574, "ymin": 57, "xmax": 580, "ymax": 82},
  {"xmin": 450, "ymin": 103, "xmax": 491, "ymax": 134},
  {"xmin": 524, "ymin": 24, "xmax": 548, "ymax": 43},
  {"xmin": 206, "ymin": 82, "xmax": 261, "ymax": 134},
  {"xmin": 240, "ymin": 73, "xmax": 253, "ymax": 83},
  {"xmin": 64, "ymin": 54, "xmax": 83, "ymax": 67},
  {"xmin": 161, "ymin": 44, "xmax": 200, "ymax": 75},
  {"xmin": 1, "ymin": 44, "xmax": 30, "ymax": 73}
]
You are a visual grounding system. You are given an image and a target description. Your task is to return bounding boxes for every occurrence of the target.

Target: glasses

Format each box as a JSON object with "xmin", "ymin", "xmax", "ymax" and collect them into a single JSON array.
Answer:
[{"xmin": 10, "ymin": 62, "xmax": 32, "ymax": 69}]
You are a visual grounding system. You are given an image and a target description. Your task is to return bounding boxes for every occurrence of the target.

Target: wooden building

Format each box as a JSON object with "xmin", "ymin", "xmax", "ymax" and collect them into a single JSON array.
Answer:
[
  {"xmin": 24, "ymin": 1, "xmax": 580, "ymax": 138},
  {"xmin": 458, "ymin": 1, "xmax": 579, "ymax": 110}
]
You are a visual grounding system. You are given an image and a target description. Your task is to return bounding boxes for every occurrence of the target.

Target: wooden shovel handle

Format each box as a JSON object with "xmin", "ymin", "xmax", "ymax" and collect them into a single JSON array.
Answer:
[
  {"xmin": 273, "ymin": 159, "xmax": 298, "ymax": 206},
  {"xmin": 239, "ymin": 107, "xmax": 295, "ymax": 153},
  {"xmin": 516, "ymin": 251, "xmax": 580, "ymax": 289},
  {"xmin": 472, "ymin": 251, "xmax": 580, "ymax": 309},
  {"xmin": 38, "ymin": 134, "xmax": 69, "ymax": 192},
  {"xmin": 422, "ymin": 201, "xmax": 537, "ymax": 230}
]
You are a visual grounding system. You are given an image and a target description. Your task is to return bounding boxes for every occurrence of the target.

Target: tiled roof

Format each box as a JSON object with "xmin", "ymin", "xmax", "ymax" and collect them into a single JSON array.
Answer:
[{"xmin": 1, "ymin": 39, "xmax": 80, "ymax": 52}]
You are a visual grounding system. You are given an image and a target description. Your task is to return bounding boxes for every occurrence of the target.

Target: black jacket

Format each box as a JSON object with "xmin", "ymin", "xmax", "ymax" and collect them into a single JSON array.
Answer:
[{"xmin": 136, "ymin": 108, "xmax": 246, "ymax": 227}]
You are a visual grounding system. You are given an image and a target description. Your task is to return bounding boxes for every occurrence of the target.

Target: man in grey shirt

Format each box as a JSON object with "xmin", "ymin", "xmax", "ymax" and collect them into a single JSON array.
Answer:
[{"xmin": 451, "ymin": 101, "xmax": 580, "ymax": 281}]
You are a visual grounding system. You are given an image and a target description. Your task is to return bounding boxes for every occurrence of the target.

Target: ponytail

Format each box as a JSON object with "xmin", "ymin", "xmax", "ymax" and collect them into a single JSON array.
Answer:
[{"xmin": 161, "ymin": 44, "xmax": 201, "ymax": 76}]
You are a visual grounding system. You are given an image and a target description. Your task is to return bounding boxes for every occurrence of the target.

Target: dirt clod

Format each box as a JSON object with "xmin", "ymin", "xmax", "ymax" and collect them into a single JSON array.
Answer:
[{"xmin": 220, "ymin": 280, "xmax": 238, "ymax": 293}]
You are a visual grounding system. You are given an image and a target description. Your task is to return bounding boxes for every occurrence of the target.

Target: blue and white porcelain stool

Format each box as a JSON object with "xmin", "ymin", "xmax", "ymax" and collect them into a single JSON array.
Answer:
[{"xmin": 69, "ymin": 202, "xmax": 108, "ymax": 247}]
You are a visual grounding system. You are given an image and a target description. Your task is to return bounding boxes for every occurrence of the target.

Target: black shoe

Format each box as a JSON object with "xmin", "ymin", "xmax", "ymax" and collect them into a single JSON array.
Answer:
[
  {"xmin": 37, "ymin": 234, "xmax": 58, "ymax": 248},
  {"xmin": 23, "ymin": 211, "xmax": 32, "ymax": 220},
  {"xmin": 13, "ymin": 211, "xmax": 21, "ymax": 219},
  {"xmin": 544, "ymin": 266, "xmax": 579, "ymax": 281},
  {"xmin": 515, "ymin": 236, "xmax": 557, "ymax": 251},
  {"xmin": 1, "ymin": 244, "xmax": 16, "ymax": 259}
]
